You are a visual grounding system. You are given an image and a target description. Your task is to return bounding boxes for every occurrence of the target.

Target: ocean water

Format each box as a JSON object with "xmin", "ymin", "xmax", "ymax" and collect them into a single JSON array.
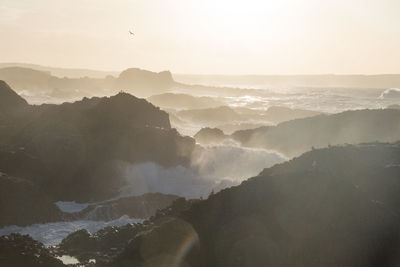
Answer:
[{"xmin": 0, "ymin": 216, "xmax": 143, "ymax": 246}]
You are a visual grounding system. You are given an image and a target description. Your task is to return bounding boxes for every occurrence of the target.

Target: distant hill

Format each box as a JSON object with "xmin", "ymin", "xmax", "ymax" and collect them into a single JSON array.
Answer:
[
  {"xmin": 232, "ymin": 109, "xmax": 400, "ymax": 157},
  {"xmin": 0, "ymin": 67, "xmax": 176, "ymax": 100},
  {"xmin": 0, "ymin": 63, "xmax": 118, "ymax": 78}
]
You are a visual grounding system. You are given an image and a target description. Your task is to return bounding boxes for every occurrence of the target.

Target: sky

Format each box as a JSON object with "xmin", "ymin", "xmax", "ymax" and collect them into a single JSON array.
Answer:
[{"xmin": 0, "ymin": 0, "xmax": 399, "ymax": 74}]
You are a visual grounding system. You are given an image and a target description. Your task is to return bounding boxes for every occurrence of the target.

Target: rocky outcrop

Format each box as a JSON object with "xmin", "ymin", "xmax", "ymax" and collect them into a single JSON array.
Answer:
[
  {"xmin": 116, "ymin": 68, "xmax": 174, "ymax": 97},
  {"xmin": 106, "ymin": 143, "xmax": 400, "ymax": 267},
  {"xmin": 232, "ymin": 109, "xmax": 400, "ymax": 157},
  {"xmin": 0, "ymin": 172, "xmax": 63, "ymax": 227},
  {"xmin": 0, "ymin": 82, "xmax": 195, "ymax": 203},
  {"xmin": 194, "ymin": 127, "xmax": 228, "ymax": 145},
  {"xmin": 5, "ymin": 143, "xmax": 400, "ymax": 266},
  {"xmin": 0, "ymin": 80, "xmax": 29, "ymax": 111},
  {"xmin": 0, "ymin": 67, "xmax": 176, "ymax": 100},
  {"xmin": 58, "ymin": 198, "xmax": 197, "ymax": 265},
  {"xmin": 178, "ymin": 142, "xmax": 400, "ymax": 267},
  {"xmin": 0, "ymin": 234, "xmax": 65, "ymax": 267}
]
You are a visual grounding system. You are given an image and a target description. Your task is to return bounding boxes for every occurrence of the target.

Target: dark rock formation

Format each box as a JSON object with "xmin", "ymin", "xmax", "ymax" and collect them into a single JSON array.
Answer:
[
  {"xmin": 5, "ymin": 143, "xmax": 400, "ymax": 266},
  {"xmin": 0, "ymin": 234, "xmax": 65, "ymax": 267},
  {"xmin": 0, "ymin": 80, "xmax": 29, "ymax": 112},
  {"xmin": 177, "ymin": 142, "xmax": 400, "ymax": 267},
  {"xmin": 194, "ymin": 127, "xmax": 228, "ymax": 145},
  {"xmin": 58, "ymin": 198, "xmax": 197, "ymax": 265},
  {"xmin": 0, "ymin": 172, "xmax": 63, "ymax": 227},
  {"xmin": 232, "ymin": 109, "xmax": 400, "ymax": 157},
  {"xmin": 0, "ymin": 81, "xmax": 195, "ymax": 203},
  {"xmin": 110, "ymin": 218, "xmax": 202, "ymax": 267},
  {"xmin": 104, "ymin": 143, "xmax": 400, "ymax": 267}
]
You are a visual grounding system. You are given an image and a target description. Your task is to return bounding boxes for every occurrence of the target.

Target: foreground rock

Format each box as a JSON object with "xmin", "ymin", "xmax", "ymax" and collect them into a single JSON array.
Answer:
[
  {"xmin": 2, "ymin": 143, "xmax": 400, "ymax": 266},
  {"xmin": 58, "ymin": 198, "xmax": 197, "ymax": 265},
  {"xmin": 0, "ymin": 234, "xmax": 65, "ymax": 267},
  {"xmin": 107, "ymin": 142, "xmax": 400, "ymax": 267},
  {"xmin": 178, "ymin": 143, "xmax": 400, "ymax": 266},
  {"xmin": 0, "ymin": 172, "xmax": 63, "ymax": 227}
]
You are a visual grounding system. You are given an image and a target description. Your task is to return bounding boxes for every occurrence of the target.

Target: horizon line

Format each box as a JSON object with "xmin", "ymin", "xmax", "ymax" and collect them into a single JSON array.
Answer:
[{"xmin": 1, "ymin": 62, "xmax": 400, "ymax": 77}]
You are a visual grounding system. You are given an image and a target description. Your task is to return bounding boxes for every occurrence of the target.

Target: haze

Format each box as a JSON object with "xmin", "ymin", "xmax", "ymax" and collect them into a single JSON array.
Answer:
[{"xmin": 1, "ymin": 0, "xmax": 399, "ymax": 74}]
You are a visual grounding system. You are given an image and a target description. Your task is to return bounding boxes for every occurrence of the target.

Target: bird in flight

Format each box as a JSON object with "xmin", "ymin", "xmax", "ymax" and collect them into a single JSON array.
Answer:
[{"xmin": 129, "ymin": 30, "xmax": 135, "ymax": 36}]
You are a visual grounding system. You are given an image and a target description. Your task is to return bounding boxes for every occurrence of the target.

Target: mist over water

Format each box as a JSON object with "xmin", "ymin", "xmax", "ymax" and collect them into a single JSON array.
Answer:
[
  {"xmin": 173, "ymin": 76, "xmax": 399, "ymax": 114},
  {"xmin": 119, "ymin": 143, "xmax": 286, "ymax": 199}
]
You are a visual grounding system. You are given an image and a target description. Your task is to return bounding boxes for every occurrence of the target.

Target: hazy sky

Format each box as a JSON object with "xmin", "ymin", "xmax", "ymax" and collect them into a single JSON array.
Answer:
[{"xmin": 0, "ymin": 0, "xmax": 399, "ymax": 74}]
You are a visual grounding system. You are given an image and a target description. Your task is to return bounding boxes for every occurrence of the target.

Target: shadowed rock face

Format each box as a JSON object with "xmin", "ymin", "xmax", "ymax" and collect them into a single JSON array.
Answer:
[
  {"xmin": 232, "ymin": 109, "xmax": 400, "ymax": 157},
  {"xmin": 194, "ymin": 127, "xmax": 228, "ymax": 145},
  {"xmin": 0, "ymin": 234, "xmax": 65, "ymax": 267},
  {"xmin": 0, "ymin": 80, "xmax": 28, "ymax": 110},
  {"xmin": 176, "ymin": 143, "xmax": 400, "ymax": 267},
  {"xmin": 2, "ymin": 143, "xmax": 400, "ymax": 266},
  {"xmin": 0, "ymin": 172, "xmax": 63, "ymax": 227},
  {"xmin": 94, "ymin": 143, "xmax": 399, "ymax": 267},
  {"xmin": 0, "ymin": 81, "xmax": 195, "ymax": 202}
]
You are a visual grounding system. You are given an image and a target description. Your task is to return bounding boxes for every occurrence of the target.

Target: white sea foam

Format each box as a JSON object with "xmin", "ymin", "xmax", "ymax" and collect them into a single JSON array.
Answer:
[
  {"xmin": 379, "ymin": 88, "xmax": 400, "ymax": 99},
  {"xmin": 0, "ymin": 216, "xmax": 143, "ymax": 246},
  {"xmin": 56, "ymin": 255, "xmax": 80, "ymax": 265},
  {"xmin": 119, "ymin": 144, "xmax": 286, "ymax": 199}
]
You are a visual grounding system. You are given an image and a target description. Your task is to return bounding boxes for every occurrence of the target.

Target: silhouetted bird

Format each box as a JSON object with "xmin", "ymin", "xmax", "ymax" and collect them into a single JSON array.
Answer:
[{"xmin": 129, "ymin": 30, "xmax": 135, "ymax": 36}]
